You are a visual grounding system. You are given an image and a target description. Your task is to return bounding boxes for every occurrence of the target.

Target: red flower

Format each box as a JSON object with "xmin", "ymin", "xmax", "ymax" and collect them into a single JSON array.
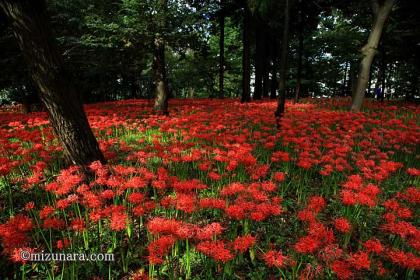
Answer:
[
  {"xmin": 196, "ymin": 240, "xmax": 233, "ymax": 263},
  {"xmin": 128, "ymin": 192, "xmax": 144, "ymax": 204},
  {"xmin": 175, "ymin": 193, "xmax": 196, "ymax": 213},
  {"xmin": 43, "ymin": 217, "xmax": 65, "ymax": 230},
  {"xmin": 56, "ymin": 238, "xmax": 71, "ymax": 250},
  {"xmin": 233, "ymin": 235, "xmax": 256, "ymax": 253},
  {"xmin": 348, "ymin": 251, "xmax": 370, "ymax": 270},
  {"xmin": 295, "ymin": 235, "xmax": 320, "ymax": 254},
  {"xmin": 273, "ymin": 172, "xmax": 286, "ymax": 182},
  {"xmin": 307, "ymin": 196, "xmax": 326, "ymax": 213},
  {"xmin": 147, "ymin": 236, "xmax": 176, "ymax": 264},
  {"xmin": 262, "ymin": 250, "xmax": 287, "ymax": 268},
  {"xmin": 39, "ymin": 206, "xmax": 55, "ymax": 219},
  {"xmin": 196, "ymin": 223, "xmax": 223, "ymax": 240},
  {"xmin": 110, "ymin": 206, "xmax": 127, "ymax": 231},
  {"xmin": 331, "ymin": 260, "xmax": 353, "ymax": 280},
  {"xmin": 334, "ymin": 217, "xmax": 351, "ymax": 233},
  {"xmin": 407, "ymin": 168, "xmax": 420, "ymax": 176},
  {"xmin": 70, "ymin": 218, "xmax": 86, "ymax": 232},
  {"xmin": 363, "ymin": 239, "xmax": 383, "ymax": 254}
]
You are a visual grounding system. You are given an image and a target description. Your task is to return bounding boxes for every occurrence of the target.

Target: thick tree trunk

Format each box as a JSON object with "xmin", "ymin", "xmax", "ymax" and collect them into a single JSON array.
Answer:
[
  {"xmin": 350, "ymin": 0, "xmax": 394, "ymax": 111},
  {"xmin": 275, "ymin": 0, "xmax": 290, "ymax": 120},
  {"xmin": 153, "ymin": 0, "xmax": 169, "ymax": 115},
  {"xmin": 0, "ymin": 0, "xmax": 105, "ymax": 166},
  {"xmin": 219, "ymin": 0, "xmax": 225, "ymax": 99},
  {"xmin": 294, "ymin": 0, "xmax": 303, "ymax": 103},
  {"xmin": 241, "ymin": 5, "xmax": 251, "ymax": 103}
]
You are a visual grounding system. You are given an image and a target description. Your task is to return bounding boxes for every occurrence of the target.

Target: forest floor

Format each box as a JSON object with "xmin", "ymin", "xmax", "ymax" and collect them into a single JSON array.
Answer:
[{"xmin": 0, "ymin": 98, "xmax": 419, "ymax": 280}]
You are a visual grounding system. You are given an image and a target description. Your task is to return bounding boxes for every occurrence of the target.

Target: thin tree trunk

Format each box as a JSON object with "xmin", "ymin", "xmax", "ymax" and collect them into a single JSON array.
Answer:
[
  {"xmin": 350, "ymin": 0, "xmax": 394, "ymax": 111},
  {"xmin": 294, "ymin": 0, "xmax": 303, "ymax": 103},
  {"xmin": 270, "ymin": 33, "xmax": 278, "ymax": 99},
  {"xmin": 380, "ymin": 51, "xmax": 386, "ymax": 96},
  {"xmin": 153, "ymin": 0, "xmax": 169, "ymax": 115},
  {"xmin": 219, "ymin": 0, "xmax": 225, "ymax": 99},
  {"xmin": 275, "ymin": 0, "xmax": 290, "ymax": 120},
  {"xmin": 342, "ymin": 61, "xmax": 348, "ymax": 96},
  {"xmin": 254, "ymin": 18, "xmax": 263, "ymax": 100},
  {"xmin": 262, "ymin": 30, "xmax": 270, "ymax": 98},
  {"xmin": 367, "ymin": 66, "xmax": 373, "ymax": 97},
  {"xmin": 0, "ymin": 0, "xmax": 105, "ymax": 167},
  {"xmin": 129, "ymin": 75, "xmax": 138, "ymax": 99},
  {"xmin": 241, "ymin": 5, "xmax": 251, "ymax": 103}
]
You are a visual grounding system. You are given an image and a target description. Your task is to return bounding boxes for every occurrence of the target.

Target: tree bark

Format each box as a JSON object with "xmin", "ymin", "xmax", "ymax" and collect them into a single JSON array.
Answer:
[
  {"xmin": 219, "ymin": 0, "xmax": 225, "ymax": 99},
  {"xmin": 350, "ymin": 0, "xmax": 394, "ymax": 111},
  {"xmin": 275, "ymin": 0, "xmax": 290, "ymax": 120},
  {"xmin": 270, "ymin": 33, "xmax": 278, "ymax": 99},
  {"xmin": 262, "ymin": 30, "xmax": 270, "ymax": 98},
  {"xmin": 341, "ymin": 61, "xmax": 348, "ymax": 96},
  {"xmin": 294, "ymin": 0, "xmax": 303, "ymax": 103},
  {"xmin": 241, "ymin": 5, "xmax": 251, "ymax": 103},
  {"xmin": 0, "ymin": 0, "xmax": 105, "ymax": 166},
  {"xmin": 254, "ymin": 18, "xmax": 264, "ymax": 100},
  {"xmin": 153, "ymin": 0, "xmax": 169, "ymax": 115},
  {"xmin": 380, "ymin": 50, "xmax": 386, "ymax": 96}
]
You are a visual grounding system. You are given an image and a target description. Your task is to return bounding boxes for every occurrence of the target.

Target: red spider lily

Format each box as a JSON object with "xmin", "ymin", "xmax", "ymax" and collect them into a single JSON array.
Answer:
[
  {"xmin": 387, "ymin": 249, "xmax": 420, "ymax": 269},
  {"xmin": 334, "ymin": 218, "xmax": 351, "ymax": 233},
  {"xmin": 317, "ymin": 244, "xmax": 343, "ymax": 264},
  {"xmin": 0, "ymin": 215, "xmax": 33, "ymax": 255},
  {"xmin": 307, "ymin": 196, "xmax": 326, "ymax": 214},
  {"xmin": 70, "ymin": 218, "xmax": 86, "ymax": 232},
  {"xmin": 42, "ymin": 217, "xmax": 65, "ymax": 230},
  {"xmin": 295, "ymin": 235, "xmax": 320, "ymax": 254},
  {"xmin": 233, "ymin": 235, "xmax": 256, "ymax": 253},
  {"xmin": 128, "ymin": 192, "xmax": 145, "ymax": 204},
  {"xmin": 198, "ymin": 197, "xmax": 226, "ymax": 210},
  {"xmin": 147, "ymin": 236, "xmax": 176, "ymax": 264},
  {"xmin": 331, "ymin": 260, "xmax": 353, "ymax": 280},
  {"xmin": 348, "ymin": 251, "xmax": 370, "ymax": 270},
  {"xmin": 262, "ymin": 250, "xmax": 287, "ymax": 268},
  {"xmin": 56, "ymin": 238, "xmax": 71, "ymax": 250},
  {"xmin": 362, "ymin": 239, "xmax": 383, "ymax": 254},
  {"xmin": 196, "ymin": 223, "xmax": 223, "ymax": 240},
  {"xmin": 196, "ymin": 240, "xmax": 233, "ymax": 263},
  {"xmin": 109, "ymin": 206, "xmax": 128, "ymax": 231}
]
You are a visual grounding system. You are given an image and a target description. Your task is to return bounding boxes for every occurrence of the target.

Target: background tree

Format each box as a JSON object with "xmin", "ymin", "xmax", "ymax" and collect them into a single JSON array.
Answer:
[
  {"xmin": 275, "ymin": 0, "xmax": 290, "ymax": 121},
  {"xmin": 350, "ymin": 0, "xmax": 394, "ymax": 111}
]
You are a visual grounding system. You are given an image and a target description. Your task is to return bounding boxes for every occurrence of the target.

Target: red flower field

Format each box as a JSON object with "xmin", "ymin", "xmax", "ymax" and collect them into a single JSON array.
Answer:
[{"xmin": 0, "ymin": 98, "xmax": 419, "ymax": 279}]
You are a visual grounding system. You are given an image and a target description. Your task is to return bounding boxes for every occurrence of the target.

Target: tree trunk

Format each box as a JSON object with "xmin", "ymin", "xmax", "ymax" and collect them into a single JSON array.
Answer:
[
  {"xmin": 262, "ymin": 30, "xmax": 270, "ymax": 98},
  {"xmin": 294, "ymin": 0, "xmax": 303, "ymax": 103},
  {"xmin": 350, "ymin": 0, "xmax": 394, "ymax": 111},
  {"xmin": 380, "ymin": 51, "xmax": 386, "ymax": 97},
  {"xmin": 241, "ymin": 5, "xmax": 251, "ymax": 103},
  {"xmin": 129, "ymin": 74, "xmax": 138, "ymax": 99},
  {"xmin": 254, "ymin": 18, "xmax": 264, "ymax": 100},
  {"xmin": 270, "ymin": 33, "xmax": 278, "ymax": 99},
  {"xmin": 219, "ymin": 0, "xmax": 225, "ymax": 99},
  {"xmin": 367, "ymin": 66, "xmax": 373, "ymax": 97},
  {"xmin": 0, "ymin": 0, "xmax": 105, "ymax": 167},
  {"xmin": 275, "ymin": 0, "xmax": 290, "ymax": 120},
  {"xmin": 153, "ymin": 0, "xmax": 169, "ymax": 115},
  {"xmin": 342, "ymin": 61, "xmax": 348, "ymax": 96}
]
